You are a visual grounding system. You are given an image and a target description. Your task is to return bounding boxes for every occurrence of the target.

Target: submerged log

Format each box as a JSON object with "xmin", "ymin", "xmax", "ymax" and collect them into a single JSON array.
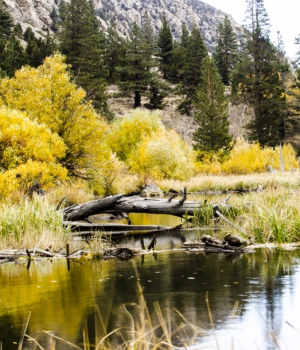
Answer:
[
  {"xmin": 183, "ymin": 234, "xmax": 253, "ymax": 253},
  {"xmin": 63, "ymin": 221, "xmax": 171, "ymax": 232}
]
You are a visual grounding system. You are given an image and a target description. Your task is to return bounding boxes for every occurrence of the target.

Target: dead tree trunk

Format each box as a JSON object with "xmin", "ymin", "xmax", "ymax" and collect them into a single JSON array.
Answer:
[
  {"xmin": 63, "ymin": 194, "xmax": 124, "ymax": 221},
  {"xmin": 62, "ymin": 194, "xmax": 217, "ymax": 221}
]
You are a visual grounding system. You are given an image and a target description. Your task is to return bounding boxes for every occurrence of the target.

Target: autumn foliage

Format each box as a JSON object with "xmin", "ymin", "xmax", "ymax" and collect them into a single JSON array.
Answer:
[
  {"xmin": 0, "ymin": 54, "xmax": 120, "ymax": 195},
  {"xmin": 0, "ymin": 53, "xmax": 299, "ymax": 197}
]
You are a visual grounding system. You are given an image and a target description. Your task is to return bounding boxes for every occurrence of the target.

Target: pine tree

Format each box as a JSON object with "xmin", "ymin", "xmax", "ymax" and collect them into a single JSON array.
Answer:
[
  {"xmin": 213, "ymin": 16, "xmax": 238, "ymax": 86},
  {"xmin": 3, "ymin": 34, "xmax": 27, "ymax": 77},
  {"xmin": 231, "ymin": 0, "xmax": 287, "ymax": 147},
  {"xmin": 59, "ymin": 0, "xmax": 110, "ymax": 118},
  {"xmin": 178, "ymin": 24, "xmax": 208, "ymax": 114},
  {"xmin": 103, "ymin": 21, "xmax": 126, "ymax": 83},
  {"xmin": 0, "ymin": 4, "xmax": 27, "ymax": 77},
  {"xmin": 116, "ymin": 22, "xmax": 155, "ymax": 108},
  {"xmin": 168, "ymin": 22, "xmax": 190, "ymax": 81},
  {"xmin": 157, "ymin": 16, "xmax": 173, "ymax": 79},
  {"xmin": 294, "ymin": 34, "xmax": 300, "ymax": 69},
  {"xmin": 193, "ymin": 56, "xmax": 232, "ymax": 154},
  {"xmin": 0, "ymin": 3, "xmax": 13, "ymax": 37}
]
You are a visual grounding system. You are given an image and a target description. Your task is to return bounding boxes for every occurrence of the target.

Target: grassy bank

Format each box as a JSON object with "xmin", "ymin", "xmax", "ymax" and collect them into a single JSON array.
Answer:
[
  {"xmin": 0, "ymin": 173, "xmax": 300, "ymax": 251},
  {"xmin": 156, "ymin": 172, "xmax": 300, "ymax": 193}
]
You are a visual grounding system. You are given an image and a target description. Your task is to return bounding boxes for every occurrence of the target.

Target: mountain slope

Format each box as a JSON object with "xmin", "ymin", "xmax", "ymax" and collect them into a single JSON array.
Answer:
[{"xmin": 3, "ymin": 0, "xmax": 241, "ymax": 51}]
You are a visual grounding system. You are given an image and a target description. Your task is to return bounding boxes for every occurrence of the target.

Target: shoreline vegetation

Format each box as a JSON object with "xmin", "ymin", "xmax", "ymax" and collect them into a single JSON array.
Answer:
[{"xmin": 1, "ymin": 172, "xmax": 300, "ymax": 257}]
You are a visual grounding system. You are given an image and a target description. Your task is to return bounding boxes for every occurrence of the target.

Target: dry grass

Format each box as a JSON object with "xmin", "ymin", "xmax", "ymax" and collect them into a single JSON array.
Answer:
[
  {"xmin": 156, "ymin": 172, "xmax": 300, "ymax": 193},
  {"xmin": 0, "ymin": 195, "xmax": 69, "ymax": 251},
  {"xmin": 20, "ymin": 265, "xmax": 206, "ymax": 350}
]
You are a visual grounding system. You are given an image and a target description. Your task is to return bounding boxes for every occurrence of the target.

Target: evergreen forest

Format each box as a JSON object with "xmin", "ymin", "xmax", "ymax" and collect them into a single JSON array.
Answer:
[{"xmin": 1, "ymin": 0, "xmax": 300, "ymax": 196}]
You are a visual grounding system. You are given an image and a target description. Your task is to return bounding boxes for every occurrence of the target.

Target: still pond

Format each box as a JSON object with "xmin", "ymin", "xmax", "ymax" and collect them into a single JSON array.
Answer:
[{"xmin": 1, "ymin": 195, "xmax": 300, "ymax": 349}]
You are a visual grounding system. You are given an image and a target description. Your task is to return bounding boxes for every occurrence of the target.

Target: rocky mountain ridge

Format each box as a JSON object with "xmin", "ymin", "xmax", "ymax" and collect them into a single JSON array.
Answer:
[{"xmin": 3, "ymin": 0, "xmax": 242, "ymax": 51}]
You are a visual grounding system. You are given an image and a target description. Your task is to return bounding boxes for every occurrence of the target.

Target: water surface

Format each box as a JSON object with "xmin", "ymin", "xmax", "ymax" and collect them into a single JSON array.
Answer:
[{"xmin": 1, "ymin": 246, "xmax": 300, "ymax": 349}]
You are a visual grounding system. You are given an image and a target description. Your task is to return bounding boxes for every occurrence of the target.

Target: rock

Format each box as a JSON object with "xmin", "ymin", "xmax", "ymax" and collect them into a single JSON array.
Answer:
[
  {"xmin": 223, "ymin": 234, "xmax": 247, "ymax": 247},
  {"xmin": 140, "ymin": 184, "xmax": 163, "ymax": 197},
  {"xmin": 4, "ymin": 0, "xmax": 242, "ymax": 52}
]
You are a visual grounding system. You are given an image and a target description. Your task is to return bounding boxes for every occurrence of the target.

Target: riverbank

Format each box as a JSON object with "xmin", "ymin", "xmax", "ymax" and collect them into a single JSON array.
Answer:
[{"xmin": 0, "ymin": 172, "xmax": 300, "ymax": 253}]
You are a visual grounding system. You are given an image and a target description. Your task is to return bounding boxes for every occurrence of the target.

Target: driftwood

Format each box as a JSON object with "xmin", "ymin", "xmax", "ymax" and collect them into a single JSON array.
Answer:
[
  {"xmin": 63, "ymin": 194, "xmax": 123, "ymax": 221},
  {"xmin": 64, "ymin": 221, "xmax": 171, "ymax": 232},
  {"xmin": 62, "ymin": 189, "xmax": 219, "ymax": 222},
  {"xmin": 183, "ymin": 234, "xmax": 253, "ymax": 253}
]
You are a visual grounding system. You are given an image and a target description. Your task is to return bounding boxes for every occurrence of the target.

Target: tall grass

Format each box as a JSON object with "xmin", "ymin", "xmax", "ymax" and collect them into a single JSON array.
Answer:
[
  {"xmin": 20, "ymin": 266, "xmax": 206, "ymax": 350},
  {"xmin": 222, "ymin": 189, "xmax": 300, "ymax": 244},
  {"xmin": 157, "ymin": 172, "xmax": 300, "ymax": 193},
  {"xmin": 0, "ymin": 195, "xmax": 69, "ymax": 250}
]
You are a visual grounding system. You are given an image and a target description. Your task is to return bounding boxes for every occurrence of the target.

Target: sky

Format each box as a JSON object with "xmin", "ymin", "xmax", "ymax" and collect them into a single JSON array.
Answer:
[{"xmin": 202, "ymin": 0, "xmax": 300, "ymax": 59}]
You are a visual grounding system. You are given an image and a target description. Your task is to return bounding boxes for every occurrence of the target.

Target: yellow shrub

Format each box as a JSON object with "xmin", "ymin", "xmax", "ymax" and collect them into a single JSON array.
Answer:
[
  {"xmin": 0, "ymin": 54, "xmax": 109, "ymax": 178},
  {"xmin": 106, "ymin": 109, "xmax": 163, "ymax": 161},
  {"xmin": 195, "ymin": 138, "xmax": 298, "ymax": 175},
  {"xmin": 129, "ymin": 129, "xmax": 194, "ymax": 181},
  {"xmin": 0, "ymin": 106, "xmax": 67, "ymax": 195}
]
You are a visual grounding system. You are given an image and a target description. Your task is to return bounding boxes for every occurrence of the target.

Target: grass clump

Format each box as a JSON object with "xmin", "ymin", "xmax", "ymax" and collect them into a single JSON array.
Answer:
[
  {"xmin": 223, "ymin": 189, "xmax": 300, "ymax": 244},
  {"xmin": 0, "ymin": 195, "xmax": 69, "ymax": 250}
]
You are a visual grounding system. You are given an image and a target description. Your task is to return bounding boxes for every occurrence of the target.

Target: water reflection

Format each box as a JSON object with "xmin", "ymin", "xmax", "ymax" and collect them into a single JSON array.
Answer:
[{"xmin": 0, "ymin": 248, "xmax": 300, "ymax": 349}]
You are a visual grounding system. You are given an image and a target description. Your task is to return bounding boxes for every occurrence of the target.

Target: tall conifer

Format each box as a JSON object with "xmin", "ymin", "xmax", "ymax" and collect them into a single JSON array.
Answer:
[
  {"xmin": 193, "ymin": 56, "xmax": 232, "ymax": 154},
  {"xmin": 231, "ymin": 0, "xmax": 287, "ymax": 147},
  {"xmin": 116, "ymin": 23, "xmax": 154, "ymax": 108},
  {"xmin": 213, "ymin": 16, "xmax": 238, "ymax": 86},
  {"xmin": 59, "ymin": 0, "xmax": 110, "ymax": 117},
  {"xmin": 178, "ymin": 24, "xmax": 208, "ymax": 114},
  {"xmin": 157, "ymin": 16, "xmax": 173, "ymax": 79}
]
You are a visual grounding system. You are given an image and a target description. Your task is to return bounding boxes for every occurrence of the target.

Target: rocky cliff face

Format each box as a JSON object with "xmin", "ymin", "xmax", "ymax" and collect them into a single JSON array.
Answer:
[{"xmin": 3, "ymin": 0, "xmax": 241, "ymax": 51}]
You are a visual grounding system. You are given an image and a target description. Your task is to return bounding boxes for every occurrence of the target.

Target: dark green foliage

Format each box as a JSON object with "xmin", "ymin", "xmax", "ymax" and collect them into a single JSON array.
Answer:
[
  {"xmin": 116, "ymin": 22, "xmax": 156, "ymax": 108},
  {"xmin": 0, "ymin": 3, "xmax": 55, "ymax": 76},
  {"xmin": 213, "ymin": 16, "xmax": 238, "ymax": 86},
  {"xmin": 103, "ymin": 21, "xmax": 126, "ymax": 83},
  {"xmin": 59, "ymin": 0, "xmax": 110, "ymax": 118},
  {"xmin": 193, "ymin": 56, "xmax": 233, "ymax": 154},
  {"xmin": 177, "ymin": 25, "xmax": 208, "ymax": 115},
  {"xmin": 168, "ymin": 23, "xmax": 189, "ymax": 82},
  {"xmin": 157, "ymin": 16, "xmax": 173, "ymax": 79},
  {"xmin": 231, "ymin": 0, "xmax": 287, "ymax": 147},
  {"xmin": 285, "ymin": 69, "xmax": 300, "ymax": 142},
  {"xmin": 24, "ymin": 28, "xmax": 56, "ymax": 67},
  {"xmin": 0, "ymin": 4, "xmax": 27, "ymax": 76},
  {"xmin": 145, "ymin": 78, "xmax": 170, "ymax": 109},
  {"xmin": 50, "ymin": 6, "xmax": 60, "ymax": 32},
  {"xmin": 2, "ymin": 34, "xmax": 27, "ymax": 77},
  {"xmin": 0, "ymin": 4, "xmax": 13, "ymax": 37}
]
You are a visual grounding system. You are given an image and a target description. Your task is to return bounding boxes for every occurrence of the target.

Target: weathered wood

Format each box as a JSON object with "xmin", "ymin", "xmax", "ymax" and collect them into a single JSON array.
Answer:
[
  {"xmin": 224, "ymin": 233, "xmax": 248, "ymax": 247},
  {"xmin": 27, "ymin": 248, "xmax": 58, "ymax": 257},
  {"xmin": 103, "ymin": 196, "xmax": 213, "ymax": 217},
  {"xmin": 148, "ymin": 235, "xmax": 157, "ymax": 250},
  {"xmin": 62, "ymin": 191, "xmax": 212, "ymax": 221},
  {"xmin": 183, "ymin": 235, "xmax": 253, "ymax": 253},
  {"xmin": 63, "ymin": 194, "xmax": 124, "ymax": 221},
  {"xmin": 63, "ymin": 221, "xmax": 171, "ymax": 232}
]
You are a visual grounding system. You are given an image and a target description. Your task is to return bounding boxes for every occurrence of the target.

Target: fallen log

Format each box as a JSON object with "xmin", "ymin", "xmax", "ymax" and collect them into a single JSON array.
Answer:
[
  {"xmin": 62, "ymin": 189, "xmax": 218, "ymax": 221},
  {"xmin": 182, "ymin": 234, "xmax": 254, "ymax": 253},
  {"xmin": 63, "ymin": 194, "xmax": 124, "ymax": 221},
  {"xmin": 63, "ymin": 221, "xmax": 172, "ymax": 232},
  {"xmin": 102, "ymin": 196, "xmax": 218, "ymax": 217}
]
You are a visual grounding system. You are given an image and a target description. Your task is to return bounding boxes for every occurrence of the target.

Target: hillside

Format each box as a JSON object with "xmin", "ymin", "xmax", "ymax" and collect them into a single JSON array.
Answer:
[
  {"xmin": 107, "ymin": 85, "xmax": 252, "ymax": 145},
  {"xmin": 3, "ymin": 0, "xmax": 248, "ymax": 143},
  {"xmin": 3, "ymin": 0, "xmax": 242, "ymax": 52}
]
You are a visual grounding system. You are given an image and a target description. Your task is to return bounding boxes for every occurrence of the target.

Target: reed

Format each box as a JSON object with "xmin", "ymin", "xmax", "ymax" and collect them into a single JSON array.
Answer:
[
  {"xmin": 20, "ymin": 266, "xmax": 206, "ymax": 350},
  {"xmin": 222, "ymin": 188, "xmax": 300, "ymax": 243},
  {"xmin": 0, "ymin": 195, "xmax": 69, "ymax": 251}
]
